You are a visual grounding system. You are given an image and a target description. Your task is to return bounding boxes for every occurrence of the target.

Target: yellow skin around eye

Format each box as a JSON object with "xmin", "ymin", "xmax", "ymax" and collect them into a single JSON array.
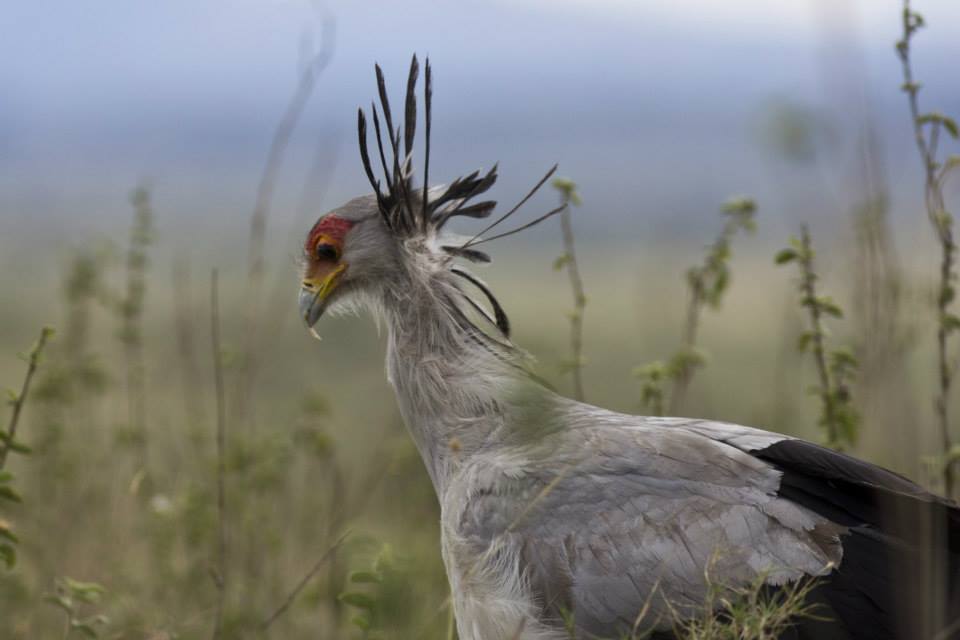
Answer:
[{"xmin": 302, "ymin": 233, "xmax": 346, "ymax": 302}]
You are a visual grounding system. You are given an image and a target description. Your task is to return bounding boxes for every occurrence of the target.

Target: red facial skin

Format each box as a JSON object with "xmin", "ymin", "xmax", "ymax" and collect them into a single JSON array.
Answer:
[
  {"xmin": 305, "ymin": 215, "xmax": 354, "ymax": 256},
  {"xmin": 303, "ymin": 214, "xmax": 355, "ymax": 287}
]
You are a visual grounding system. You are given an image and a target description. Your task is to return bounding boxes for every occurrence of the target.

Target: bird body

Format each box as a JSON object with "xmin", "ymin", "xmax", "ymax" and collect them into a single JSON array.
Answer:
[{"xmin": 299, "ymin": 58, "xmax": 960, "ymax": 639}]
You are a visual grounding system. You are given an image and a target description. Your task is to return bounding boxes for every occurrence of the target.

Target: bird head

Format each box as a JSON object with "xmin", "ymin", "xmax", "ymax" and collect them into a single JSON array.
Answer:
[{"xmin": 299, "ymin": 55, "xmax": 562, "ymax": 342}]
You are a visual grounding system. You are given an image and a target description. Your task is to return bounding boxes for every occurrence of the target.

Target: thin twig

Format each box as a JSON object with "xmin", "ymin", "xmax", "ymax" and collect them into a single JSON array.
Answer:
[
  {"xmin": 559, "ymin": 205, "xmax": 586, "ymax": 401},
  {"xmin": 172, "ymin": 256, "xmax": 207, "ymax": 429},
  {"xmin": 0, "ymin": 327, "xmax": 54, "ymax": 469},
  {"xmin": 235, "ymin": 17, "xmax": 336, "ymax": 427},
  {"xmin": 260, "ymin": 531, "xmax": 349, "ymax": 631},
  {"xmin": 897, "ymin": 0, "xmax": 958, "ymax": 496},
  {"xmin": 122, "ymin": 186, "xmax": 154, "ymax": 469},
  {"xmin": 551, "ymin": 179, "xmax": 586, "ymax": 401},
  {"xmin": 210, "ymin": 269, "xmax": 228, "ymax": 640},
  {"xmin": 245, "ymin": 19, "xmax": 336, "ymax": 290}
]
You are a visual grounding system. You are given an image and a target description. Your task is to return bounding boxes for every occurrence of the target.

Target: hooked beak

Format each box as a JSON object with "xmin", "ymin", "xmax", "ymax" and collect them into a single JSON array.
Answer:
[{"xmin": 299, "ymin": 263, "xmax": 347, "ymax": 328}]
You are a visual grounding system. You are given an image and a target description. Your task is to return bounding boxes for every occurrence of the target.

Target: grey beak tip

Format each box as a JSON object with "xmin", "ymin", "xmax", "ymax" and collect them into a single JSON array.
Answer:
[{"xmin": 298, "ymin": 288, "xmax": 325, "ymax": 328}]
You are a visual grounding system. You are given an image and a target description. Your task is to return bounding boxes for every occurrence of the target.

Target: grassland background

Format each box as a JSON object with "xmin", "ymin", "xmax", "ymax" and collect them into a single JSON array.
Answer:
[{"xmin": 3, "ymin": 0, "xmax": 960, "ymax": 638}]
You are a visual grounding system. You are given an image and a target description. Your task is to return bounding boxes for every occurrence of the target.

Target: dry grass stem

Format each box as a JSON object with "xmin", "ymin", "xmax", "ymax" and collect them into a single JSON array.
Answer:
[{"xmin": 210, "ymin": 269, "xmax": 228, "ymax": 640}]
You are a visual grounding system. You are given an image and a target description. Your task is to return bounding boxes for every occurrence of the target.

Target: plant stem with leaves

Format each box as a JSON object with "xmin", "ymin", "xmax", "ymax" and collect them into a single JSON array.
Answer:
[
  {"xmin": 636, "ymin": 197, "xmax": 756, "ymax": 416},
  {"xmin": 552, "ymin": 178, "xmax": 587, "ymax": 401},
  {"xmin": 0, "ymin": 327, "xmax": 54, "ymax": 570},
  {"xmin": 1, "ymin": 327, "xmax": 54, "ymax": 469},
  {"xmin": 896, "ymin": 0, "xmax": 960, "ymax": 497},
  {"xmin": 776, "ymin": 226, "xmax": 859, "ymax": 451},
  {"xmin": 669, "ymin": 197, "xmax": 756, "ymax": 414},
  {"xmin": 43, "ymin": 577, "xmax": 108, "ymax": 639},
  {"xmin": 119, "ymin": 186, "xmax": 154, "ymax": 470}
]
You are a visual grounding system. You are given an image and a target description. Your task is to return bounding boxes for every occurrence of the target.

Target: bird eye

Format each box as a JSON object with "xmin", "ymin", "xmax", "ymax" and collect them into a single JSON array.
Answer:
[{"xmin": 315, "ymin": 242, "xmax": 339, "ymax": 261}]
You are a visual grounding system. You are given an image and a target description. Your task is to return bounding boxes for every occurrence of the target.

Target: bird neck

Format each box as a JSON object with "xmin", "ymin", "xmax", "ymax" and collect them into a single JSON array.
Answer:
[{"xmin": 380, "ymin": 269, "xmax": 528, "ymax": 493}]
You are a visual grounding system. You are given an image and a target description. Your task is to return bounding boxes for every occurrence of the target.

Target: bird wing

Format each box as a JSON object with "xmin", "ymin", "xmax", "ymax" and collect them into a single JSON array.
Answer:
[{"xmin": 450, "ymin": 409, "xmax": 844, "ymax": 637}]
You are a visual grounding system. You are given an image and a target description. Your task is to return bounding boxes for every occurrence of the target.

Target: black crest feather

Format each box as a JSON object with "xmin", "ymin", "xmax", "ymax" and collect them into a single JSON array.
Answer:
[
  {"xmin": 357, "ymin": 56, "xmax": 566, "ymax": 345},
  {"xmin": 356, "ymin": 56, "xmax": 561, "ymax": 242}
]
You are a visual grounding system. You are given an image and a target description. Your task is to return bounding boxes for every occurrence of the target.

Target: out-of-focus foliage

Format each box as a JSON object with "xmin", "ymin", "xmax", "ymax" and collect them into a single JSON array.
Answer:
[
  {"xmin": 776, "ymin": 227, "xmax": 860, "ymax": 451},
  {"xmin": 635, "ymin": 197, "xmax": 756, "ymax": 417}
]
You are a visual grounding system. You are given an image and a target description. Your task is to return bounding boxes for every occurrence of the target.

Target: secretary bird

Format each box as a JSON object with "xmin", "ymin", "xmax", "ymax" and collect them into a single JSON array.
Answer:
[{"xmin": 298, "ymin": 57, "xmax": 960, "ymax": 639}]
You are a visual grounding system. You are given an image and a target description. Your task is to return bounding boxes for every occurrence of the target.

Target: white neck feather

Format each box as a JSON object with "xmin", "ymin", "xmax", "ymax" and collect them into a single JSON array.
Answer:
[{"xmin": 378, "ymin": 262, "xmax": 527, "ymax": 492}]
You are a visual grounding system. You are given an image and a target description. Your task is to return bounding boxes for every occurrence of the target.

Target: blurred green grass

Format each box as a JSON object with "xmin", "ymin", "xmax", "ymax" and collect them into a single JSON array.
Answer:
[{"xmin": 0, "ymin": 228, "xmax": 948, "ymax": 638}]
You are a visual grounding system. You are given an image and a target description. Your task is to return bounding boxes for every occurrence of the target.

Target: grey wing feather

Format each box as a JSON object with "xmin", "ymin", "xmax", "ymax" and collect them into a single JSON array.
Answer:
[{"xmin": 451, "ymin": 411, "xmax": 840, "ymax": 637}]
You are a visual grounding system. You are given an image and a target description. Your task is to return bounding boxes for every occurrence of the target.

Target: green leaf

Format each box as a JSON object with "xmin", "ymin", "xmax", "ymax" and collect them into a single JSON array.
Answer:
[
  {"xmin": 64, "ymin": 578, "xmax": 105, "ymax": 603},
  {"xmin": 942, "ymin": 285, "xmax": 956, "ymax": 307},
  {"xmin": 0, "ymin": 543, "xmax": 15, "ymax": 569},
  {"xmin": 0, "ymin": 471, "xmax": 12, "ymax": 483},
  {"xmin": 817, "ymin": 297, "xmax": 843, "ymax": 318},
  {"xmin": 551, "ymin": 178, "xmax": 582, "ymax": 205},
  {"xmin": 0, "ymin": 486, "xmax": 22, "ymax": 503},
  {"xmin": 900, "ymin": 81, "xmax": 922, "ymax": 94},
  {"xmin": 43, "ymin": 593, "xmax": 74, "ymax": 614},
  {"xmin": 775, "ymin": 249, "xmax": 797, "ymax": 265},
  {"xmin": 5, "ymin": 440, "xmax": 31, "ymax": 455},
  {"xmin": 946, "ymin": 444, "xmax": 960, "ymax": 463},
  {"xmin": 349, "ymin": 571, "xmax": 382, "ymax": 584},
  {"xmin": 0, "ymin": 432, "xmax": 32, "ymax": 454},
  {"xmin": 944, "ymin": 314, "xmax": 960, "ymax": 333},
  {"xmin": 721, "ymin": 196, "xmax": 756, "ymax": 216},
  {"xmin": 633, "ymin": 361, "xmax": 665, "ymax": 380},
  {"xmin": 796, "ymin": 331, "xmax": 815, "ymax": 353},
  {"xmin": 552, "ymin": 253, "xmax": 571, "ymax": 271},
  {"xmin": 339, "ymin": 592, "xmax": 377, "ymax": 610},
  {"xmin": 918, "ymin": 112, "xmax": 959, "ymax": 139},
  {"xmin": 944, "ymin": 116, "xmax": 960, "ymax": 140},
  {"xmin": 830, "ymin": 348, "xmax": 858, "ymax": 369},
  {"xmin": 350, "ymin": 614, "xmax": 372, "ymax": 631},
  {"xmin": 0, "ymin": 521, "xmax": 19, "ymax": 544}
]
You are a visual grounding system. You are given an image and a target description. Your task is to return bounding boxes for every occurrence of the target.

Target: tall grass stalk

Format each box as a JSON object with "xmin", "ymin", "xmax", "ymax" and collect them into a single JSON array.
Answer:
[
  {"xmin": 236, "ymin": 19, "xmax": 335, "ymax": 428},
  {"xmin": 896, "ymin": 0, "xmax": 960, "ymax": 497},
  {"xmin": 552, "ymin": 178, "xmax": 586, "ymax": 401},
  {"xmin": 120, "ymin": 187, "xmax": 154, "ymax": 470},
  {"xmin": 172, "ymin": 258, "xmax": 207, "ymax": 429},
  {"xmin": 210, "ymin": 269, "xmax": 228, "ymax": 640}
]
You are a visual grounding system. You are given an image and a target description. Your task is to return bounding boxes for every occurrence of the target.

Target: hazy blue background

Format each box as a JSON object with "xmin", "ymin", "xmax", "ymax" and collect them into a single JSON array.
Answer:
[{"xmin": 4, "ymin": 0, "xmax": 959, "ymax": 260}]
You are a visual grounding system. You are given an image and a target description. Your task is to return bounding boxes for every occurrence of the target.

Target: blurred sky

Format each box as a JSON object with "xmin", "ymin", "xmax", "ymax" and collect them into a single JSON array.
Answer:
[{"xmin": 2, "ymin": 0, "xmax": 960, "ymax": 256}]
